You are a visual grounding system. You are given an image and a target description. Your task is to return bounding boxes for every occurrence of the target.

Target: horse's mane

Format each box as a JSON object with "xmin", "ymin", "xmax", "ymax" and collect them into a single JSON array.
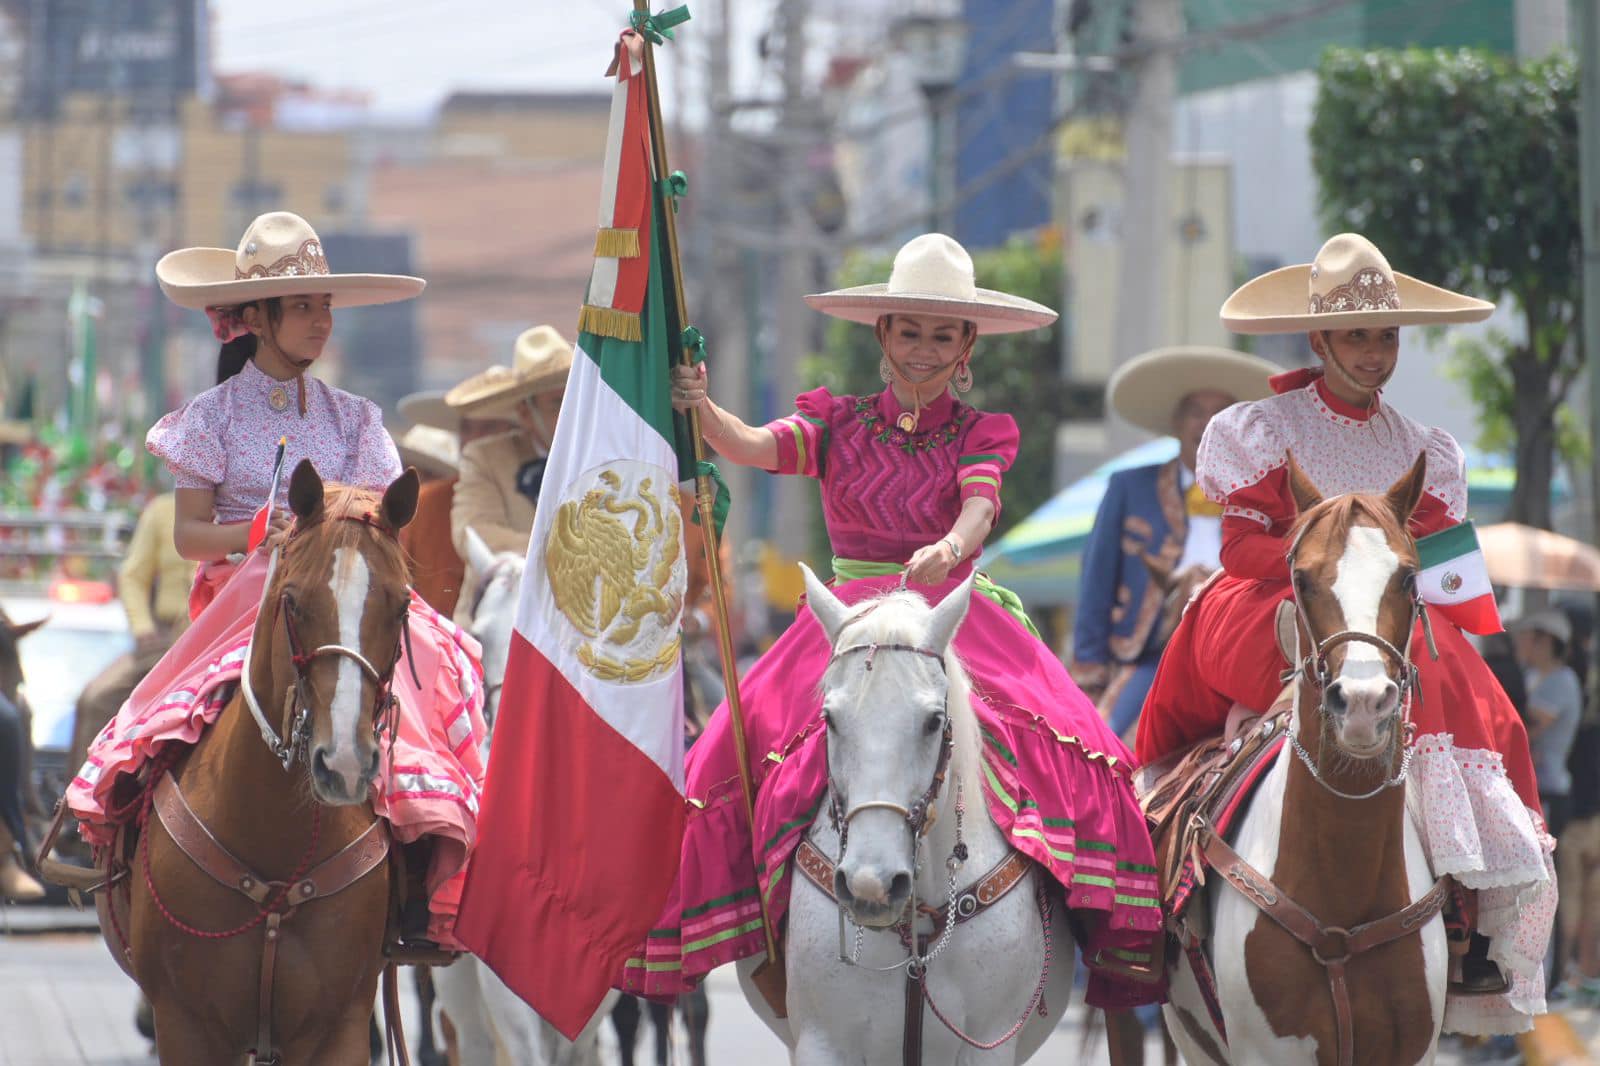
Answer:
[
  {"xmin": 829, "ymin": 589, "xmax": 983, "ymax": 805},
  {"xmin": 1289, "ymin": 493, "xmax": 1413, "ymax": 558},
  {"xmin": 278, "ymin": 485, "xmax": 411, "ymax": 589}
]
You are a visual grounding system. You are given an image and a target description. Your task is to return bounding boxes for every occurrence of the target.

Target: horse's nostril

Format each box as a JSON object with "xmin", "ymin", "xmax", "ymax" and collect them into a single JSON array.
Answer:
[
  {"xmin": 1325, "ymin": 681, "xmax": 1347, "ymax": 712},
  {"xmin": 366, "ymin": 748, "xmax": 381, "ymax": 780},
  {"xmin": 311, "ymin": 748, "xmax": 331, "ymax": 778},
  {"xmin": 888, "ymin": 872, "xmax": 912, "ymax": 901},
  {"xmin": 833, "ymin": 870, "xmax": 851, "ymax": 903}
]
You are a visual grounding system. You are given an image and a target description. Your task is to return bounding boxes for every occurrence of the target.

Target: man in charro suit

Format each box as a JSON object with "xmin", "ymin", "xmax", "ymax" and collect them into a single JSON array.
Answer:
[{"xmin": 1072, "ymin": 347, "xmax": 1278, "ymax": 742}]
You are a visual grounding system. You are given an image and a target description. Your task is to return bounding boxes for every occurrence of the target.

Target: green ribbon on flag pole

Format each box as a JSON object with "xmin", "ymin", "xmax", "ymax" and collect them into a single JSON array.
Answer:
[
  {"xmin": 629, "ymin": 4, "xmax": 691, "ymax": 45},
  {"xmin": 691, "ymin": 460, "xmax": 730, "ymax": 537},
  {"xmin": 660, "ymin": 171, "xmax": 688, "ymax": 213},
  {"xmin": 681, "ymin": 325, "xmax": 706, "ymax": 363}
]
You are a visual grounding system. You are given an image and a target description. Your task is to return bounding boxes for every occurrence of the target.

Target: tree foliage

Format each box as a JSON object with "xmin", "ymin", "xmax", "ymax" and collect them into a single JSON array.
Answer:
[
  {"xmin": 803, "ymin": 233, "xmax": 1069, "ymax": 552},
  {"xmin": 1310, "ymin": 47, "xmax": 1580, "ymax": 527}
]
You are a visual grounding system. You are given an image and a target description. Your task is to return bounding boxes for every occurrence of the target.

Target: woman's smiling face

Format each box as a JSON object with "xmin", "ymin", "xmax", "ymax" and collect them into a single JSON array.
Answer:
[{"xmin": 878, "ymin": 313, "xmax": 975, "ymax": 385}]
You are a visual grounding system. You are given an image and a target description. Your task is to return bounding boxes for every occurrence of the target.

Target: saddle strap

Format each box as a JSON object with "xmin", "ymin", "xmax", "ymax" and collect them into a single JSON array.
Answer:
[
  {"xmin": 255, "ymin": 911, "xmax": 283, "ymax": 1065},
  {"xmin": 794, "ymin": 839, "xmax": 1029, "ymax": 938},
  {"xmin": 384, "ymin": 962, "xmax": 412, "ymax": 1066},
  {"xmin": 904, "ymin": 971, "xmax": 924, "ymax": 1066},
  {"xmin": 1203, "ymin": 830, "xmax": 1451, "ymax": 1066}
]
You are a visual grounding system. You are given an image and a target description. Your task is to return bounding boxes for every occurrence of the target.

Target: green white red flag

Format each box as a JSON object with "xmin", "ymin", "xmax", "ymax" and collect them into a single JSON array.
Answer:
[{"xmin": 1416, "ymin": 521, "xmax": 1502, "ymax": 635}]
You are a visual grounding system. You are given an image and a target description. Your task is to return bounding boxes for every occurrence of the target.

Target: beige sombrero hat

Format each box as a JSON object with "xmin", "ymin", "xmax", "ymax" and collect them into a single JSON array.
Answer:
[
  {"xmin": 445, "ymin": 326, "xmax": 573, "ymax": 417},
  {"xmin": 157, "ymin": 212, "xmax": 424, "ymax": 311},
  {"xmin": 397, "ymin": 390, "xmax": 459, "ymax": 433},
  {"xmin": 1109, "ymin": 347, "xmax": 1279, "ymax": 436},
  {"xmin": 396, "ymin": 424, "xmax": 460, "ymax": 480},
  {"xmin": 1222, "ymin": 233, "xmax": 1494, "ymax": 335},
  {"xmin": 804, "ymin": 234, "xmax": 1057, "ymax": 335}
]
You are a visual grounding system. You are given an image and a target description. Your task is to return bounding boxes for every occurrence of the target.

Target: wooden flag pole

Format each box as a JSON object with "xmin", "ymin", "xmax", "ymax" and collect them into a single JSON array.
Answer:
[{"xmin": 630, "ymin": 0, "xmax": 787, "ymax": 1001}]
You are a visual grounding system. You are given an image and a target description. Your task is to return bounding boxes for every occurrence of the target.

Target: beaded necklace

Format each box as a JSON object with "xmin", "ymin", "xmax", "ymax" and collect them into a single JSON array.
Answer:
[{"xmin": 854, "ymin": 395, "xmax": 968, "ymax": 454}]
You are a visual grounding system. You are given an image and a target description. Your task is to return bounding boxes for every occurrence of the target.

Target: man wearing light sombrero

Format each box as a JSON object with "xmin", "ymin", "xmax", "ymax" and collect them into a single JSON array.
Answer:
[
  {"xmin": 67, "ymin": 212, "xmax": 487, "ymax": 948},
  {"xmin": 1135, "ymin": 234, "xmax": 1552, "ymax": 1028},
  {"xmin": 1073, "ymin": 347, "xmax": 1277, "ymax": 742},
  {"xmin": 632, "ymin": 234, "xmax": 1166, "ymax": 1011},
  {"xmin": 444, "ymin": 324, "xmax": 572, "ymax": 624}
]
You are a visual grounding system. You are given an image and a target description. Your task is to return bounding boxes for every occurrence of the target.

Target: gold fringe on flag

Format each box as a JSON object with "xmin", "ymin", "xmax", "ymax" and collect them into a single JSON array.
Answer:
[
  {"xmin": 579, "ymin": 304, "xmax": 643, "ymax": 342},
  {"xmin": 593, "ymin": 227, "xmax": 641, "ymax": 258}
]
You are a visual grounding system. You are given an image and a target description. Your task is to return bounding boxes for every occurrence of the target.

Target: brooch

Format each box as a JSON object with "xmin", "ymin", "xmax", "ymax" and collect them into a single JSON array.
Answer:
[{"xmin": 268, "ymin": 386, "xmax": 290, "ymax": 412}]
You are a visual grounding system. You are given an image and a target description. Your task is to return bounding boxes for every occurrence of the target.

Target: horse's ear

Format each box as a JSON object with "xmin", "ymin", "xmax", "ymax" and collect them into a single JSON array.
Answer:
[
  {"xmin": 383, "ymin": 468, "xmax": 420, "ymax": 531},
  {"xmin": 1386, "ymin": 450, "xmax": 1429, "ymax": 526},
  {"xmin": 1286, "ymin": 451, "xmax": 1323, "ymax": 515},
  {"xmin": 799, "ymin": 562, "xmax": 850, "ymax": 645},
  {"xmin": 924, "ymin": 570, "xmax": 975, "ymax": 654},
  {"xmin": 464, "ymin": 526, "xmax": 497, "ymax": 578},
  {"xmin": 6, "ymin": 616, "xmax": 47, "ymax": 641},
  {"xmin": 288, "ymin": 459, "xmax": 324, "ymax": 521}
]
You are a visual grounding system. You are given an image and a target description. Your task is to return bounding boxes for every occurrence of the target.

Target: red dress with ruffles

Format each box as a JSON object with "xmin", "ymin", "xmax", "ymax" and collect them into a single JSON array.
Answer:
[
  {"xmin": 1136, "ymin": 369, "xmax": 1553, "ymax": 1034},
  {"xmin": 622, "ymin": 387, "xmax": 1164, "ymax": 1009}
]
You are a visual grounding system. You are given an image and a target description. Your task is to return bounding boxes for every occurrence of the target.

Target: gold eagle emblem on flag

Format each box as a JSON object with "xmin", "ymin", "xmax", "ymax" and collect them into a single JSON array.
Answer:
[{"xmin": 544, "ymin": 462, "xmax": 686, "ymax": 684}]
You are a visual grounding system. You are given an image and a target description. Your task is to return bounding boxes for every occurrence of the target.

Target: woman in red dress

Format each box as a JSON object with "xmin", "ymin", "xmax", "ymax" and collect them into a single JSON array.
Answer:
[{"xmin": 1136, "ymin": 234, "xmax": 1553, "ymax": 1036}]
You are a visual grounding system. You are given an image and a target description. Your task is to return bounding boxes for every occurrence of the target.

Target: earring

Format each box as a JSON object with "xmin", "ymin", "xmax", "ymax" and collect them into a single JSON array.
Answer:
[
  {"xmin": 879, "ymin": 356, "xmax": 894, "ymax": 384},
  {"xmin": 953, "ymin": 362, "xmax": 973, "ymax": 393}
]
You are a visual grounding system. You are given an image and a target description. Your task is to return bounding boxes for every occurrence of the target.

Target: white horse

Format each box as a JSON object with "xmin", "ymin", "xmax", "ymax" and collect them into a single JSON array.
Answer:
[
  {"xmin": 1161, "ymin": 458, "xmax": 1449, "ymax": 1066},
  {"xmin": 739, "ymin": 565, "xmax": 1074, "ymax": 1065},
  {"xmin": 430, "ymin": 529, "xmax": 615, "ymax": 1066}
]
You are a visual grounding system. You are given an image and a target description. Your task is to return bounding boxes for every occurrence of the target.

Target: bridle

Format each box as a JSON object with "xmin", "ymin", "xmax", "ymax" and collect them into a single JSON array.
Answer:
[
  {"xmin": 1281, "ymin": 512, "xmax": 1438, "ymax": 801},
  {"xmin": 241, "ymin": 514, "xmax": 414, "ymax": 771}
]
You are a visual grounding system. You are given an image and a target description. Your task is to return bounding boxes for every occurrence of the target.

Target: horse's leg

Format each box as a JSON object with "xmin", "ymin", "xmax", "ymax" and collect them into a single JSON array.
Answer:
[
  {"xmin": 612, "ymin": 995, "xmax": 642, "ymax": 1066},
  {"xmin": 1104, "ymin": 1009, "xmax": 1147, "ymax": 1066},
  {"xmin": 414, "ymin": 966, "xmax": 448, "ymax": 1066},
  {"xmin": 147, "ymin": 1002, "xmax": 227, "ymax": 1066},
  {"xmin": 682, "ymin": 986, "xmax": 709, "ymax": 1066},
  {"xmin": 647, "ymin": 998, "xmax": 672, "ymax": 1066},
  {"xmin": 301, "ymin": 1006, "xmax": 384, "ymax": 1066}
]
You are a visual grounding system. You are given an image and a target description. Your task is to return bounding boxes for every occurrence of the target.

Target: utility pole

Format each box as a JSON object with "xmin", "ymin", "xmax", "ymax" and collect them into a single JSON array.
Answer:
[
  {"xmin": 770, "ymin": 0, "xmax": 812, "ymax": 561},
  {"xmin": 1580, "ymin": 0, "xmax": 1600, "ymax": 544},
  {"xmin": 1108, "ymin": 0, "xmax": 1181, "ymax": 452}
]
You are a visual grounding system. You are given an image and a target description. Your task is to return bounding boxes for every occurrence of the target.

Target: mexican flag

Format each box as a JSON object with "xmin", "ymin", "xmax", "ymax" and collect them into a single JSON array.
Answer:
[
  {"xmin": 246, "ymin": 437, "xmax": 287, "ymax": 553},
  {"xmin": 1416, "ymin": 521, "xmax": 1502, "ymax": 635},
  {"xmin": 455, "ymin": 29, "xmax": 703, "ymax": 1039}
]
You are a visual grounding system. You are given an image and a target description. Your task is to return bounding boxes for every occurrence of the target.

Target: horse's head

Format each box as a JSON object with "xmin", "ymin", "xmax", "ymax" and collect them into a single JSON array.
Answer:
[
  {"xmin": 0, "ymin": 607, "xmax": 46, "ymax": 707},
  {"xmin": 463, "ymin": 527, "xmax": 524, "ymax": 731},
  {"xmin": 801, "ymin": 563, "xmax": 977, "ymax": 928},
  {"xmin": 1285, "ymin": 450, "xmax": 1427, "ymax": 771},
  {"xmin": 251, "ymin": 460, "xmax": 418, "ymax": 805}
]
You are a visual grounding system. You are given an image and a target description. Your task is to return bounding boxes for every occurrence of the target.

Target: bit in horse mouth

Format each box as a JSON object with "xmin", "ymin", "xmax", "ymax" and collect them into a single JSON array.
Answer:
[{"xmin": 847, "ymin": 900, "xmax": 909, "ymax": 929}]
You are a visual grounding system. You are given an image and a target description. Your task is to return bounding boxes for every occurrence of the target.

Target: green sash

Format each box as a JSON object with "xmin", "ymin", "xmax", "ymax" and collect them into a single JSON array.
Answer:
[{"xmin": 830, "ymin": 557, "xmax": 1040, "ymax": 639}]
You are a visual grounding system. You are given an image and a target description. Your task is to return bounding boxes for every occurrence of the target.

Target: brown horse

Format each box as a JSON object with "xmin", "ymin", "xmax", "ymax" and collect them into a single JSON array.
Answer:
[{"xmin": 122, "ymin": 461, "xmax": 418, "ymax": 1065}]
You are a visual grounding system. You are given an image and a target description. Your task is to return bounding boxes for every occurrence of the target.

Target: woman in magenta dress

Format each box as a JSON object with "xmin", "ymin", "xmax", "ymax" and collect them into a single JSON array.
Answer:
[
  {"xmin": 1137, "ymin": 234, "xmax": 1552, "ymax": 1034},
  {"xmin": 67, "ymin": 212, "xmax": 486, "ymax": 944},
  {"xmin": 626, "ymin": 234, "xmax": 1163, "ymax": 1009}
]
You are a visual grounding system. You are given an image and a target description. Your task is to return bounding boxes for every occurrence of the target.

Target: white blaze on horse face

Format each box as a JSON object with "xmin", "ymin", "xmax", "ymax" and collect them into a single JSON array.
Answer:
[
  {"xmin": 1329, "ymin": 524, "xmax": 1402, "ymax": 746},
  {"xmin": 324, "ymin": 545, "xmax": 374, "ymax": 789}
]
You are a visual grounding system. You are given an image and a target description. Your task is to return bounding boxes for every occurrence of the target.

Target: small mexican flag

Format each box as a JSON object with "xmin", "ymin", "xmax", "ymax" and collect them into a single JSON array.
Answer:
[
  {"xmin": 245, "ymin": 437, "xmax": 288, "ymax": 553},
  {"xmin": 1416, "ymin": 521, "xmax": 1502, "ymax": 635},
  {"xmin": 456, "ymin": 23, "xmax": 706, "ymax": 1040}
]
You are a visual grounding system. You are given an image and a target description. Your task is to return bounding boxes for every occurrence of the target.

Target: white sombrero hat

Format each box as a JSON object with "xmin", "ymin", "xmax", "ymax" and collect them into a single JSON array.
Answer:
[
  {"xmin": 445, "ymin": 326, "xmax": 573, "ymax": 417},
  {"xmin": 397, "ymin": 390, "xmax": 459, "ymax": 433},
  {"xmin": 1222, "ymin": 233, "xmax": 1493, "ymax": 335},
  {"xmin": 1109, "ymin": 347, "xmax": 1279, "ymax": 436},
  {"xmin": 804, "ymin": 233, "xmax": 1057, "ymax": 335},
  {"xmin": 396, "ymin": 424, "xmax": 460, "ymax": 480},
  {"xmin": 157, "ymin": 211, "xmax": 425, "ymax": 311}
]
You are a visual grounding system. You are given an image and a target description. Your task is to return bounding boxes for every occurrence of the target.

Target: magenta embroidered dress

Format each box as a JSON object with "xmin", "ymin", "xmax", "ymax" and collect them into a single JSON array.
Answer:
[
  {"xmin": 68, "ymin": 360, "xmax": 488, "ymax": 943},
  {"xmin": 621, "ymin": 387, "xmax": 1163, "ymax": 1008}
]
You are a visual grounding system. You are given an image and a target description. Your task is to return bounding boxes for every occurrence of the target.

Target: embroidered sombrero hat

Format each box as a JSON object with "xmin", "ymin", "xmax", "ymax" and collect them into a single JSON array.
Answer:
[
  {"xmin": 396, "ymin": 424, "xmax": 460, "ymax": 480},
  {"xmin": 804, "ymin": 233, "xmax": 1057, "ymax": 335},
  {"xmin": 156, "ymin": 211, "xmax": 425, "ymax": 311},
  {"xmin": 397, "ymin": 390, "xmax": 458, "ymax": 433},
  {"xmin": 1109, "ymin": 347, "xmax": 1279, "ymax": 436},
  {"xmin": 1221, "ymin": 233, "xmax": 1494, "ymax": 335},
  {"xmin": 445, "ymin": 326, "xmax": 573, "ymax": 417}
]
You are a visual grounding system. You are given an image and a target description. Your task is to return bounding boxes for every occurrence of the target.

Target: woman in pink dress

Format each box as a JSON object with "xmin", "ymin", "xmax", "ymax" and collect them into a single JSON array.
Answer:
[
  {"xmin": 1137, "ymin": 234, "xmax": 1552, "ymax": 1034},
  {"xmin": 626, "ymin": 234, "xmax": 1164, "ymax": 1010},
  {"xmin": 67, "ymin": 212, "xmax": 486, "ymax": 943}
]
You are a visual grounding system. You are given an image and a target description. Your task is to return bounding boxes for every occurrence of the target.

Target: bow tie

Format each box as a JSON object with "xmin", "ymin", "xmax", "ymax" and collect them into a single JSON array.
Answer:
[{"xmin": 1185, "ymin": 482, "xmax": 1223, "ymax": 518}]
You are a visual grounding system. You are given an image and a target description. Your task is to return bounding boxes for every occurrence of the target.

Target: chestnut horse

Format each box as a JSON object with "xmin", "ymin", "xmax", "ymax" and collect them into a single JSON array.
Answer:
[
  {"xmin": 1162, "ymin": 454, "xmax": 1449, "ymax": 1066},
  {"xmin": 123, "ymin": 461, "xmax": 418, "ymax": 1065}
]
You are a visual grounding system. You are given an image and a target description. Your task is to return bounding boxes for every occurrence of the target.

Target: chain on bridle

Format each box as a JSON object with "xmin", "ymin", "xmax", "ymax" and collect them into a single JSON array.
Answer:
[
  {"xmin": 1282, "ymin": 513, "xmax": 1439, "ymax": 801},
  {"xmin": 242, "ymin": 514, "xmax": 416, "ymax": 771}
]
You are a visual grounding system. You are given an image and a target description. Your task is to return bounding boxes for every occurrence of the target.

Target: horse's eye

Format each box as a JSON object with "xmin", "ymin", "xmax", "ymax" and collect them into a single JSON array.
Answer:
[
  {"xmin": 1292, "ymin": 570, "xmax": 1312, "ymax": 596},
  {"xmin": 924, "ymin": 712, "xmax": 945, "ymax": 736}
]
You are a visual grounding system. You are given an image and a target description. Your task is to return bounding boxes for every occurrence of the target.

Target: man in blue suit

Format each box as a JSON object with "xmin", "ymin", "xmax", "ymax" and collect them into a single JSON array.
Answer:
[{"xmin": 1073, "ymin": 347, "xmax": 1279, "ymax": 740}]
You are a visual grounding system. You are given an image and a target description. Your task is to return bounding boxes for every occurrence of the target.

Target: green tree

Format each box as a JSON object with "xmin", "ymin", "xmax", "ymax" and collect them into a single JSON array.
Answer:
[
  {"xmin": 803, "ymin": 233, "xmax": 1073, "ymax": 555},
  {"xmin": 1310, "ymin": 47, "xmax": 1580, "ymax": 528}
]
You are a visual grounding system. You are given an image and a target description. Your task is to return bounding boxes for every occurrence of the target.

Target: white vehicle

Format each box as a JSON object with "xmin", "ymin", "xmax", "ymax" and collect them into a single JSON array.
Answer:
[{"xmin": 4, "ymin": 591, "xmax": 132, "ymax": 751}]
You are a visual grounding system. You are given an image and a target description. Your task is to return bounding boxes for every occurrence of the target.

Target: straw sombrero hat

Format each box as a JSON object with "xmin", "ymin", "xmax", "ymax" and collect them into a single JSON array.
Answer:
[
  {"xmin": 1108, "ymin": 347, "xmax": 1279, "ymax": 436},
  {"xmin": 157, "ymin": 212, "xmax": 424, "ymax": 311},
  {"xmin": 1222, "ymin": 233, "xmax": 1493, "ymax": 335},
  {"xmin": 396, "ymin": 424, "xmax": 460, "ymax": 480},
  {"xmin": 804, "ymin": 234, "xmax": 1057, "ymax": 335},
  {"xmin": 445, "ymin": 326, "xmax": 573, "ymax": 417},
  {"xmin": 397, "ymin": 390, "xmax": 458, "ymax": 433}
]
